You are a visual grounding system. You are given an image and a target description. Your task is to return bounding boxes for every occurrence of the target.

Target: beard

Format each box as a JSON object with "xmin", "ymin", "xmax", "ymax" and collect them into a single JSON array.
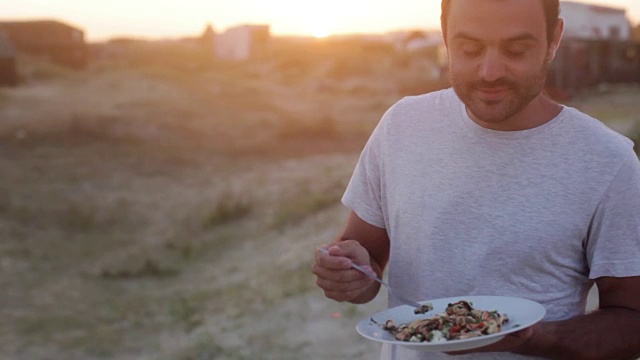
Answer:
[{"xmin": 450, "ymin": 60, "xmax": 550, "ymax": 125}]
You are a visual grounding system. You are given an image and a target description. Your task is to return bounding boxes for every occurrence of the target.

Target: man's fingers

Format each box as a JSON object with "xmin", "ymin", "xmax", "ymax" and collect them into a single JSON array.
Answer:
[
  {"xmin": 320, "ymin": 278, "xmax": 373, "ymax": 302},
  {"xmin": 511, "ymin": 327, "xmax": 533, "ymax": 339},
  {"xmin": 312, "ymin": 262, "xmax": 371, "ymax": 284},
  {"xmin": 328, "ymin": 239, "xmax": 365, "ymax": 259},
  {"xmin": 315, "ymin": 246, "xmax": 355, "ymax": 270},
  {"xmin": 446, "ymin": 327, "xmax": 534, "ymax": 355},
  {"xmin": 315, "ymin": 269, "xmax": 372, "ymax": 289}
]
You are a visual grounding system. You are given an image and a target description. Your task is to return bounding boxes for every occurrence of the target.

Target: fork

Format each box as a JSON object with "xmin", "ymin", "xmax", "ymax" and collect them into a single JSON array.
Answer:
[{"xmin": 319, "ymin": 248, "xmax": 429, "ymax": 313}]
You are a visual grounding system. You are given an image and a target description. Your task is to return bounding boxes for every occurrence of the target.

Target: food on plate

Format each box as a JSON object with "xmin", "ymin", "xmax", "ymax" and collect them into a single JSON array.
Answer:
[
  {"xmin": 414, "ymin": 303, "xmax": 434, "ymax": 315},
  {"xmin": 381, "ymin": 300, "xmax": 509, "ymax": 342}
]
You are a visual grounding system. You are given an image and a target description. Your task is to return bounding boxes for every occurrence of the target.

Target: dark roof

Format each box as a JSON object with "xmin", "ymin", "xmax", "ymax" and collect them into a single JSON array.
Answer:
[
  {"xmin": 0, "ymin": 31, "xmax": 15, "ymax": 58},
  {"xmin": 0, "ymin": 19, "xmax": 84, "ymax": 33}
]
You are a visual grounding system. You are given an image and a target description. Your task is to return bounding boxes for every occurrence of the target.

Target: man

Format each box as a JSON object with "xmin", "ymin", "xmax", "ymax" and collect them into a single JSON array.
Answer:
[{"xmin": 312, "ymin": 0, "xmax": 640, "ymax": 359}]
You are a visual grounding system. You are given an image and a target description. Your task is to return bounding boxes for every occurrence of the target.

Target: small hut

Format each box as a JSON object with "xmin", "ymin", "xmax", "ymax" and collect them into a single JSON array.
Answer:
[
  {"xmin": 0, "ymin": 20, "xmax": 87, "ymax": 69},
  {"xmin": 0, "ymin": 31, "xmax": 17, "ymax": 86}
]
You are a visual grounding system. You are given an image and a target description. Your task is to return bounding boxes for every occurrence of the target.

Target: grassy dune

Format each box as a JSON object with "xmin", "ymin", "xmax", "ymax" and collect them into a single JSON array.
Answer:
[{"xmin": 0, "ymin": 41, "xmax": 638, "ymax": 360}]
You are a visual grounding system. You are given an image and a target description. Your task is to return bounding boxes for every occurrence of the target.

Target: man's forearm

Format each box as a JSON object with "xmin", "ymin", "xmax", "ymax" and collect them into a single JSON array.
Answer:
[{"xmin": 516, "ymin": 308, "xmax": 640, "ymax": 360}]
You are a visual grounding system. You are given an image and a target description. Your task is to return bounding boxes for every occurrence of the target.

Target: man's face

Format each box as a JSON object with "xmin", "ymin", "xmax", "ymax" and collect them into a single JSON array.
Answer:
[{"xmin": 445, "ymin": 0, "xmax": 556, "ymax": 128}]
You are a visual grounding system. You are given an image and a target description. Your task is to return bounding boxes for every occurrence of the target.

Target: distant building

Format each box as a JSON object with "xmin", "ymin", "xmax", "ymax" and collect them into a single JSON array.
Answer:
[
  {"xmin": 0, "ymin": 31, "xmax": 17, "ymax": 86},
  {"xmin": 545, "ymin": 1, "xmax": 639, "ymax": 95},
  {"xmin": 200, "ymin": 24, "xmax": 216, "ymax": 48},
  {"xmin": 560, "ymin": 1, "xmax": 632, "ymax": 40},
  {"xmin": 390, "ymin": 30, "xmax": 443, "ymax": 80},
  {"xmin": 0, "ymin": 20, "xmax": 87, "ymax": 69},
  {"xmin": 214, "ymin": 25, "xmax": 270, "ymax": 61},
  {"xmin": 395, "ymin": 30, "xmax": 443, "ymax": 53},
  {"xmin": 198, "ymin": 23, "xmax": 216, "ymax": 60}
]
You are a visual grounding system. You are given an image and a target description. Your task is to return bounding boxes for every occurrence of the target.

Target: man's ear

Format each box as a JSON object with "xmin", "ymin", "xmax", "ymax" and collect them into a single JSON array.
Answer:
[{"xmin": 547, "ymin": 17, "xmax": 565, "ymax": 62}]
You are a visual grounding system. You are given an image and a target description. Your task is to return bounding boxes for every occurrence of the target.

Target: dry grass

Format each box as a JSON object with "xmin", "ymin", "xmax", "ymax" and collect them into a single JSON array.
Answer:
[
  {"xmin": 0, "ymin": 39, "xmax": 638, "ymax": 360},
  {"xmin": 0, "ymin": 41, "xmax": 399, "ymax": 359}
]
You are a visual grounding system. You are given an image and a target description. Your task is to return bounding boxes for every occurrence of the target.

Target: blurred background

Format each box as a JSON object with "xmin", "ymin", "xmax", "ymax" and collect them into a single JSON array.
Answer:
[{"xmin": 0, "ymin": 1, "xmax": 639, "ymax": 359}]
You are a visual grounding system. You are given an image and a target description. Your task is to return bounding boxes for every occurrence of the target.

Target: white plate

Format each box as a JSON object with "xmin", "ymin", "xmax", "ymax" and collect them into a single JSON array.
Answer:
[{"xmin": 356, "ymin": 295, "xmax": 546, "ymax": 352}]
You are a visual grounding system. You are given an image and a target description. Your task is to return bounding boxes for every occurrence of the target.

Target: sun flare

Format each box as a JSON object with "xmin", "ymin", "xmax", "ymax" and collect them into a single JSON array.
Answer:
[
  {"xmin": 312, "ymin": 28, "xmax": 330, "ymax": 39},
  {"xmin": 308, "ymin": 18, "xmax": 333, "ymax": 39}
]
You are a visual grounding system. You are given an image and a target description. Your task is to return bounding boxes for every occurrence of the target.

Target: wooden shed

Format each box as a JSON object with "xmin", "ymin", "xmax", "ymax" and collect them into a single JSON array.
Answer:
[
  {"xmin": 0, "ymin": 31, "xmax": 17, "ymax": 86},
  {"xmin": 0, "ymin": 20, "xmax": 87, "ymax": 69}
]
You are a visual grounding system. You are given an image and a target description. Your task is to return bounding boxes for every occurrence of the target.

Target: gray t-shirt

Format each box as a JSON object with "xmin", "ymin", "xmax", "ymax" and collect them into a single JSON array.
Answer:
[{"xmin": 342, "ymin": 88, "xmax": 640, "ymax": 360}]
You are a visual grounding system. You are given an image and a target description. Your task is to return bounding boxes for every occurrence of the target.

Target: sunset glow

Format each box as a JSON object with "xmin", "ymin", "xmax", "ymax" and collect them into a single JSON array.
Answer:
[
  {"xmin": 0, "ymin": 0, "xmax": 638, "ymax": 41},
  {"xmin": 312, "ymin": 27, "xmax": 331, "ymax": 39}
]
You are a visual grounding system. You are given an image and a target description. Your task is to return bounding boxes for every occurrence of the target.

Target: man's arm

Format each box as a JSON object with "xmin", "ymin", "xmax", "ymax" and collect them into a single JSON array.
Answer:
[{"xmin": 516, "ymin": 276, "xmax": 640, "ymax": 360}]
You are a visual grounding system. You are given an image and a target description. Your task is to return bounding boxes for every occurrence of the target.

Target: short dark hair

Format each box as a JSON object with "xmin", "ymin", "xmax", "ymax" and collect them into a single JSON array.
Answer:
[{"xmin": 441, "ymin": 0, "xmax": 560, "ymax": 43}]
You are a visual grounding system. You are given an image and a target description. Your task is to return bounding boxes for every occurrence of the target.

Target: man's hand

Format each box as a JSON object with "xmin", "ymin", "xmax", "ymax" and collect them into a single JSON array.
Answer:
[
  {"xmin": 446, "ymin": 326, "xmax": 534, "ymax": 356},
  {"xmin": 313, "ymin": 211, "xmax": 390, "ymax": 304},
  {"xmin": 312, "ymin": 240, "xmax": 376, "ymax": 303}
]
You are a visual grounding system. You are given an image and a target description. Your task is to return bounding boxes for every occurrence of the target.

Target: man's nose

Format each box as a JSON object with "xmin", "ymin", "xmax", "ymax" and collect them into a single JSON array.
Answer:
[{"xmin": 478, "ymin": 50, "xmax": 506, "ymax": 82}]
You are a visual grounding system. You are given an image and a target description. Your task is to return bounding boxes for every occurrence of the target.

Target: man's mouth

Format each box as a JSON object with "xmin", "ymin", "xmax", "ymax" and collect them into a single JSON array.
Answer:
[{"xmin": 475, "ymin": 86, "xmax": 510, "ymax": 101}]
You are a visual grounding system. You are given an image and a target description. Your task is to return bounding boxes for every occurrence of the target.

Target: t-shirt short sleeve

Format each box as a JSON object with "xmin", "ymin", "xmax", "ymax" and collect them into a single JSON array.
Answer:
[
  {"xmin": 586, "ymin": 153, "xmax": 640, "ymax": 279},
  {"xmin": 341, "ymin": 114, "xmax": 389, "ymax": 229}
]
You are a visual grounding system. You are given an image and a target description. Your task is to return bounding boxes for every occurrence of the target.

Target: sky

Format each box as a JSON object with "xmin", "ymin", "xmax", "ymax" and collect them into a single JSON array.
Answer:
[{"xmin": 2, "ymin": 0, "xmax": 639, "ymax": 41}]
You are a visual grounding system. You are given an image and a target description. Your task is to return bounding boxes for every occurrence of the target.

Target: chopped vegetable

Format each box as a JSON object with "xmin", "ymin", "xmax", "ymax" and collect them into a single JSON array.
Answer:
[
  {"xmin": 414, "ymin": 303, "xmax": 434, "ymax": 315},
  {"xmin": 382, "ymin": 300, "xmax": 509, "ymax": 342}
]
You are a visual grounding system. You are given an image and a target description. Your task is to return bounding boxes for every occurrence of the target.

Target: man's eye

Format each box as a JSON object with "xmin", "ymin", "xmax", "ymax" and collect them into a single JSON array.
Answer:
[
  {"xmin": 460, "ymin": 44, "xmax": 483, "ymax": 56},
  {"xmin": 504, "ymin": 45, "xmax": 528, "ymax": 58}
]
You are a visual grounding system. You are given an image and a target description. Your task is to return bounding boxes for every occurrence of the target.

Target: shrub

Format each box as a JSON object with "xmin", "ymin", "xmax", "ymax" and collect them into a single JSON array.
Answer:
[
  {"xmin": 272, "ymin": 186, "xmax": 343, "ymax": 229},
  {"xmin": 202, "ymin": 191, "xmax": 252, "ymax": 228}
]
